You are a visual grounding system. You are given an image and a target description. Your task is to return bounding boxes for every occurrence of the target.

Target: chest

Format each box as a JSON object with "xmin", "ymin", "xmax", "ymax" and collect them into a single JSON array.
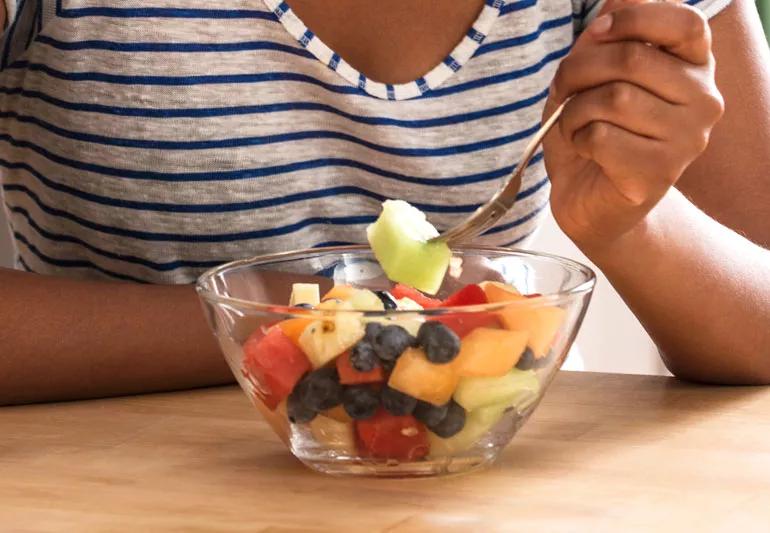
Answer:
[{"xmin": 285, "ymin": 0, "xmax": 486, "ymax": 84}]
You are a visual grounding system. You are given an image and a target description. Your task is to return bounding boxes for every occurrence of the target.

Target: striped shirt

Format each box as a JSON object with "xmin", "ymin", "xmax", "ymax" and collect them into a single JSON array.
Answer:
[{"xmin": 0, "ymin": 0, "xmax": 729, "ymax": 284}]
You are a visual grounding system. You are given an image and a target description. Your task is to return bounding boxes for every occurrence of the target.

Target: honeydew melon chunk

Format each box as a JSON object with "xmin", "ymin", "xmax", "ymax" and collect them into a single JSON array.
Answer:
[
  {"xmin": 349, "ymin": 289, "xmax": 385, "ymax": 311},
  {"xmin": 367, "ymin": 200, "xmax": 451, "ymax": 295},
  {"xmin": 310, "ymin": 415, "xmax": 356, "ymax": 455},
  {"xmin": 453, "ymin": 369, "xmax": 540, "ymax": 412},
  {"xmin": 298, "ymin": 300, "xmax": 365, "ymax": 368},
  {"xmin": 290, "ymin": 283, "xmax": 320, "ymax": 307},
  {"xmin": 395, "ymin": 297, "xmax": 424, "ymax": 311},
  {"xmin": 428, "ymin": 403, "xmax": 508, "ymax": 457}
]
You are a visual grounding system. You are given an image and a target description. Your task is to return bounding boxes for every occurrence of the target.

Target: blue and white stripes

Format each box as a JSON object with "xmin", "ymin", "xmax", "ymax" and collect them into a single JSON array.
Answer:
[{"xmin": 0, "ymin": 0, "xmax": 728, "ymax": 283}]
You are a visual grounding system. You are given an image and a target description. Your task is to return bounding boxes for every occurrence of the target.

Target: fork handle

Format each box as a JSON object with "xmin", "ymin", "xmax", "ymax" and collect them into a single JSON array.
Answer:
[{"xmin": 438, "ymin": 101, "xmax": 567, "ymax": 245}]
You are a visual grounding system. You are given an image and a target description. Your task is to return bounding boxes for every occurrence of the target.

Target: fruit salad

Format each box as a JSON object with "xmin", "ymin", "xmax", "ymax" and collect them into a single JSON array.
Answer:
[{"xmin": 239, "ymin": 201, "xmax": 566, "ymax": 462}]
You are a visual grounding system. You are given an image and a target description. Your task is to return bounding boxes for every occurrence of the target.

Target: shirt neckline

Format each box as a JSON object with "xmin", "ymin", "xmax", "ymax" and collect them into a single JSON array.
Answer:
[{"xmin": 261, "ymin": 0, "xmax": 506, "ymax": 101}]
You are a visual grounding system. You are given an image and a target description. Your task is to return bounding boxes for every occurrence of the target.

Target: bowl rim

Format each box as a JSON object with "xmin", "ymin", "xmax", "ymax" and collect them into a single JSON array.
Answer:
[{"xmin": 195, "ymin": 244, "xmax": 596, "ymax": 316}]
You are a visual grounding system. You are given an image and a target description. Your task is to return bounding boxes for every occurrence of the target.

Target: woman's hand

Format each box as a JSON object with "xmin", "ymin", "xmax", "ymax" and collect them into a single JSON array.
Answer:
[{"xmin": 543, "ymin": 0, "xmax": 725, "ymax": 253}]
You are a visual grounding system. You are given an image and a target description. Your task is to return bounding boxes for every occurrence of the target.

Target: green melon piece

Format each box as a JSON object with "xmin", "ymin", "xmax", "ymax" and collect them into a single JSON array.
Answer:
[
  {"xmin": 367, "ymin": 200, "xmax": 451, "ymax": 295},
  {"xmin": 428, "ymin": 403, "xmax": 508, "ymax": 457},
  {"xmin": 348, "ymin": 289, "xmax": 385, "ymax": 311},
  {"xmin": 453, "ymin": 369, "xmax": 540, "ymax": 412}
]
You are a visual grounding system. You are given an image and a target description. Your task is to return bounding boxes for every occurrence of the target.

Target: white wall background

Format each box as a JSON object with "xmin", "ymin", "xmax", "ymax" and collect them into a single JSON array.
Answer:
[
  {"xmin": 0, "ymin": 205, "xmax": 667, "ymax": 375},
  {"xmin": 530, "ymin": 214, "xmax": 668, "ymax": 376}
]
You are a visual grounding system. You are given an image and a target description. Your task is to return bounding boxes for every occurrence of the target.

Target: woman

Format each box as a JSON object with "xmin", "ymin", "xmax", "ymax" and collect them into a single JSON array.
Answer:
[{"xmin": 0, "ymin": 0, "xmax": 768, "ymax": 404}]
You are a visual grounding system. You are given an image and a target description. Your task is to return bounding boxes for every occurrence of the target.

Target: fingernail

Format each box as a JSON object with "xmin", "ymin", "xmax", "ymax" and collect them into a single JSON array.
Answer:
[{"xmin": 590, "ymin": 14, "xmax": 613, "ymax": 35}]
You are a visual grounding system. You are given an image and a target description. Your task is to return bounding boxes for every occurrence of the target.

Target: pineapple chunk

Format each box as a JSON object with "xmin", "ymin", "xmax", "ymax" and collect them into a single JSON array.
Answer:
[{"xmin": 290, "ymin": 283, "xmax": 320, "ymax": 307}]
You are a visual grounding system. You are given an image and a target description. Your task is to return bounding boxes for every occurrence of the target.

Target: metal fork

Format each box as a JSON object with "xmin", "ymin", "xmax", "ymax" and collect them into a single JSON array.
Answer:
[{"xmin": 429, "ymin": 101, "xmax": 566, "ymax": 246}]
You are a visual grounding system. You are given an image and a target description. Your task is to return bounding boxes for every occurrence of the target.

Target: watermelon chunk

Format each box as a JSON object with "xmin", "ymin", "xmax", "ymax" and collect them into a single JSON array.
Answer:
[
  {"xmin": 356, "ymin": 409, "xmax": 430, "ymax": 460},
  {"xmin": 391, "ymin": 284, "xmax": 442, "ymax": 308},
  {"xmin": 442, "ymin": 284, "xmax": 488, "ymax": 307},
  {"xmin": 243, "ymin": 326, "xmax": 311, "ymax": 410}
]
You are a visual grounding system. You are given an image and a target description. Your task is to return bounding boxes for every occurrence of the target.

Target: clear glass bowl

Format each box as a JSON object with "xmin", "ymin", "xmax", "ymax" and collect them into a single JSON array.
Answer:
[{"xmin": 197, "ymin": 245, "xmax": 595, "ymax": 478}]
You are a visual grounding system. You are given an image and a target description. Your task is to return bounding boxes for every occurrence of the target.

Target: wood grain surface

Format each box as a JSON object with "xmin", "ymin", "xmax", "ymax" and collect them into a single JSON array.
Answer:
[{"xmin": 2, "ymin": 371, "xmax": 769, "ymax": 532}]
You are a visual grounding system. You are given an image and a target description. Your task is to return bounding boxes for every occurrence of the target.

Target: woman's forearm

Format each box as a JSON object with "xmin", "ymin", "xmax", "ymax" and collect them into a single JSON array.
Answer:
[
  {"xmin": 584, "ymin": 188, "xmax": 770, "ymax": 384},
  {"xmin": 0, "ymin": 269, "xmax": 232, "ymax": 405}
]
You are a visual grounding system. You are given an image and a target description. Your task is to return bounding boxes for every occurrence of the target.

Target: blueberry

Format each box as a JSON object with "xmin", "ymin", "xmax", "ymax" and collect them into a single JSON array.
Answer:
[
  {"xmin": 297, "ymin": 367, "xmax": 342, "ymax": 412},
  {"xmin": 293, "ymin": 303, "xmax": 314, "ymax": 309},
  {"xmin": 287, "ymin": 386, "xmax": 317, "ymax": 424},
  {"xmin": 413, "ymin": 401, "xmax": 449, "ymax": 428},
  {"xmin": 375, "ymin": 290, "xmax": 398, "ymax": 310},
  {"xmin": 429, "ymin": 401, "xmax": 466, "ymax": 438},
  {"xmin": 342, "ymin": 385, "xmax": 380, "ymax": 420},
  {"xmin": 350, "ymin": 341, "xmax": 379, "ymax": 372},
  {"xmin": 373, "ymin": 325, "xmax": 415, "ymax": 361},
  {"xmin": 516, "ymin": 348, "xmax": 536, "ymax": 370},
  {"xmin": 417, "ymin": 322, "xmax": 461, "ymax": 364},
  {"xmin": 379, "ymin": 358, "xmax": 396, "ymax": 373},
  {"xmin": 381, "ymin": 386, "xmax": 417, "ymax": 416},
  {"xmin": 364, "ymin": 322, "xmax": 384, "ymax": 343}
]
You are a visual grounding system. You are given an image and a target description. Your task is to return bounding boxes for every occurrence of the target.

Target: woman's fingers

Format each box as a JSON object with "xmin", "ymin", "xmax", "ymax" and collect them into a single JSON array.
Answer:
[
  {"xmin": 571, "ymin": 121, "xmax": 683, "ymax": 207},
  {"xmin": 588, "ymin": 2, "xmax": 713, "ymax": 66},
  {"xmin": 559, "ymin": 82, "xmax": 683, "ymax": 142},
  {"xmin": 551, "ymin": 41, "xmax": 706, "ymax": 105}
]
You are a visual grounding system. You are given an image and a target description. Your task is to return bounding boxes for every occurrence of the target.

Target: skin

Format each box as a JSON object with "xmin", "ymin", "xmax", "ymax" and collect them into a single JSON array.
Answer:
[
  {"xmin": 545, "ymin": 0, "xmax": 770, "ymax": 383},
  {"xmin": 1, "ymin": 0, "xmax": 769, "ymax": 405}
]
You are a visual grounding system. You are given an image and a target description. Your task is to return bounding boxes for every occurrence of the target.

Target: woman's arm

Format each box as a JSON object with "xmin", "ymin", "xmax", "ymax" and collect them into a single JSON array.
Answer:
[
  {"xmin": 0, "ymin": 268, "xmax": 232, "ymax": 405},
  {"xmin": 596, "ymin": 0, "xmax": 770, "ymax": 383},
  {"xmin": 545, "ymin": 0, "xmax": 770, "ymax": 384}
]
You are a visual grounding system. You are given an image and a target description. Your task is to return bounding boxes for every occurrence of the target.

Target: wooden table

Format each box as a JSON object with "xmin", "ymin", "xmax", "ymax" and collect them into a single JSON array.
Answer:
[{"xmin": 2, "ymin": 372, "xmax": 770, "ymax": 532}]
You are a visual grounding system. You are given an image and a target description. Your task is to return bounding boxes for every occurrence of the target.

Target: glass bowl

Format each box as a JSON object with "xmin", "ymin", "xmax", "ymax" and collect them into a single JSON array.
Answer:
[{"xmin": 196, "ymin": 245, "xmax": 595, "ymax": 478}]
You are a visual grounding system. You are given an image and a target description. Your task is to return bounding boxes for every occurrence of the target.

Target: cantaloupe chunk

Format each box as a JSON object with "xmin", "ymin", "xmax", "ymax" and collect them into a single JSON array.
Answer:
[
  {"xmin": 451, "ymin": 328, "xmax": 528, "ymax": 377},
  {"xmin": 480, "ymin": 281, "xmax": 522, "ymax": 302},
  {"xmin": 388, "ymin": 347, "xmax": 459, "ymax": 406},
  {"xmin": 482, "ymin": 281, "xmax": 565, "ymax": 359},
  {"xmin": 323, "ymin": 285, "xmax": 357, "ymax": 302},
  {"xmin": 499, "ymin": 306, "xmax": 565, "ymax": 359},
  {"xmin": 277, "ymin": 318, "xmax": 313, "ymax": 348}
]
